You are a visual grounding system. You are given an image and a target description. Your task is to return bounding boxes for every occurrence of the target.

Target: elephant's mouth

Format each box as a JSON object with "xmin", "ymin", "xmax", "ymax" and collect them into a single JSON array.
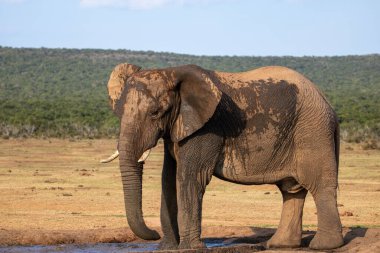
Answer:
[
  {"xmin": 100, "ymin": 148, "xmax": 152, "ymax": 164},
  {"xmin": 101, "ymin": 131, "xmax": 162, "ymax": 164}
]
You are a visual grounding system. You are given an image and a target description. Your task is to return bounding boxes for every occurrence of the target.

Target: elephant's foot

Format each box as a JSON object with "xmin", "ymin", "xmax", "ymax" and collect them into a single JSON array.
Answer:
[
  {"xmin": 178, "ymin": 239, "xmax": 206, "ymax": 250},
  {"xmin": 267, "ymin": 230, "xmax": 301, "ymax": 248},
  {"xmin": 158, "ymin": 237, "xmax": 179, "ymax": 250},
  {"xmin": 309, "ymin": 231, "xmax": 344, "ymax": 250}
]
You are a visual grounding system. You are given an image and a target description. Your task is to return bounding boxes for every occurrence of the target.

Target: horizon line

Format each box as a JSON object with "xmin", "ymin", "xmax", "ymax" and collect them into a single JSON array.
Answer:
[{"xmin": 1, "ymin": 45, "xmax": 379, "ymax": 58}]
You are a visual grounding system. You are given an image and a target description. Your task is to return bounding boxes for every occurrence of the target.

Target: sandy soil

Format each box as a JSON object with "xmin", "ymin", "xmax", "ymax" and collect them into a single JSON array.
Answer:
[{"xmin": 0, "ymin": 139, "xmax": 379, "ymax": 252}]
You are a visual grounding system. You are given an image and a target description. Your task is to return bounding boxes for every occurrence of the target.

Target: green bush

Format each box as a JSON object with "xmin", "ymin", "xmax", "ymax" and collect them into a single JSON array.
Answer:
[{"xmin": 0, "ymin": 47, "xmax": 379, "ymax": 147}]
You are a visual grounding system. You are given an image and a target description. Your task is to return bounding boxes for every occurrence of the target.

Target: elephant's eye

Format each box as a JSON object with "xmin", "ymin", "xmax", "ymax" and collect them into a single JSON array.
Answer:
[{"xmin": 149, "ymin": 109, "xmax": 160, "ymax": 119}]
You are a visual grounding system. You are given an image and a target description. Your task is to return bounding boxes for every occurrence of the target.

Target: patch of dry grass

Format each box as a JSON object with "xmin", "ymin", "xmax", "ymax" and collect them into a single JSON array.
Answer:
[{"xmin": 0, "ymin": 139, "xmax": 379, "ymax": 232}]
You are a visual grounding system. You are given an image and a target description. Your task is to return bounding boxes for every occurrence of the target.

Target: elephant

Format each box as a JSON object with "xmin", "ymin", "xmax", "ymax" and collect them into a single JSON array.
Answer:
[{"xmin": 101, "ymin": 63, "xmax": 344, "ymax": 250}]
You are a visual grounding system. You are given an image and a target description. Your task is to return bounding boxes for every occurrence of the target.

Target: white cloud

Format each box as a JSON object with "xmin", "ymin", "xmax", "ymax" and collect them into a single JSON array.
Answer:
[
  {"xmin": 80, "ymin": 0, "xmax": 233, "ymax": 10},
  {"xmin": 283, "ymin": 0, "xmax": 309, "ymax": 4},
  {"xmin": 80, "ymin": 0, "xmax": 165, "ymax": 9},
  {"xmin": 0, "ymin": 0, "xmax": 26, "ymax": 4}
]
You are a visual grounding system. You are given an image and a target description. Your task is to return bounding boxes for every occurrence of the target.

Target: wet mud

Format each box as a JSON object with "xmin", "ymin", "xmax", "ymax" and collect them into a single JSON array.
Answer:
[{"xmin": 1, "ymin": 226, "xmax": 379, "ymax": 253}]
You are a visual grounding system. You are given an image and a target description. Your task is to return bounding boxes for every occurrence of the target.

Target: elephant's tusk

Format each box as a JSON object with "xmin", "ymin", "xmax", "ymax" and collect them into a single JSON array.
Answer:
[
  {"xmin": 138, "ymin": 149, "xmax": 151, "ymax": 163},
  {"xmin": 100, "ymin": 150, "xmax": 119, "ymax": 163}
]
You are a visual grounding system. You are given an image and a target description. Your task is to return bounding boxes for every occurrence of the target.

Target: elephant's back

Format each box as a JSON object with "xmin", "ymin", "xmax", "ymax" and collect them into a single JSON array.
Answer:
[{"xmin": 216, "ymin": 66, "xmax": 313, "ymax": 89}]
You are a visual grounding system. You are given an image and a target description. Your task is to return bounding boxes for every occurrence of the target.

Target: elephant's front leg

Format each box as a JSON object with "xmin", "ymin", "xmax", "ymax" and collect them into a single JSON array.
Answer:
[
  {"xmin": 176, "ymin": 167, "xmax": 208, "ymax": 250},
  {"xmin": 174, "ymin": 133, "xmax": 222, "ymax": 249},
  {"xmin": 159, "ymin": 142, "xmax": 179, "ymax": 250}
]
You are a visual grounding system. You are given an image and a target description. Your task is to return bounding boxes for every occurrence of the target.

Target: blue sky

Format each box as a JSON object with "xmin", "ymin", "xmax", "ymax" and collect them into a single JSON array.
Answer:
[{"xmin": 0, "ymin": 0, "xmax": 379, "ymax": 56}]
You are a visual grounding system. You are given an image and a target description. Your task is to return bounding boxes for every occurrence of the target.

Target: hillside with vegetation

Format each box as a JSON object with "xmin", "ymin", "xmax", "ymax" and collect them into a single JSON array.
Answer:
[{"xmin": 0, "ymin": 47, "xmax": 379, "ymax": 147}]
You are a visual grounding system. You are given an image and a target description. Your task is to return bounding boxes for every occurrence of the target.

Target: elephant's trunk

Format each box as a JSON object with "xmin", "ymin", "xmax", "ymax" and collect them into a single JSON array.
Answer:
[{"xmin": 118, "ymin": 137, "xmax": 160, "ymax": 240}]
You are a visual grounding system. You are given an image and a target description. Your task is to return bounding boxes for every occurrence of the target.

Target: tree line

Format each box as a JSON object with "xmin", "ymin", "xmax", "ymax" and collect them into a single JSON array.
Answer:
[{"xmin": 0, "ymin": 47, "xmax": 379, "ymax": 148}]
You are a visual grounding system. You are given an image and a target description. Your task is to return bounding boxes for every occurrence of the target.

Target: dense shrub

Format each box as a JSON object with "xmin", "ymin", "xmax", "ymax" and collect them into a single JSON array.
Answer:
[{"xmin": 0, "ymin": 47, "xmax": 379, "ymax": 147}]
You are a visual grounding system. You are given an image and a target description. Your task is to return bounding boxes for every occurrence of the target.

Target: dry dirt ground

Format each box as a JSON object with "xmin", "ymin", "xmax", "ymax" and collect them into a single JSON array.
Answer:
[{"xmin": 0, "ymin": 139, "xmax": 379, "ymax": 252}]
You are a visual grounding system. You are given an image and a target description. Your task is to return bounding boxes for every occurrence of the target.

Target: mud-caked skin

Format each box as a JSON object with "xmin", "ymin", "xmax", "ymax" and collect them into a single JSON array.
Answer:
[{"xmin": 105, "ymin": 63, "xmax": 344, "ymax": 250}]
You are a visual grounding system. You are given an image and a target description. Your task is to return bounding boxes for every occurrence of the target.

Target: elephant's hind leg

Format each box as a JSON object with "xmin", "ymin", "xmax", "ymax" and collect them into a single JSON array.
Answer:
[
  {"xmin": 267, "ymin": 186, "xmax": 307, "ymax": 248},
  {"xmin": 309, "ymin": 186, "xmax": 344, "ymax": 250},
  {"xmin": 297, "ymin": 145, "xmax": 344, "ymax": 250}
]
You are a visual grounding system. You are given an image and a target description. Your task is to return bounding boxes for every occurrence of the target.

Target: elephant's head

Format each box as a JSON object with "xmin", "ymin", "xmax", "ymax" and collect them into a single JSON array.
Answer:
[{"xmin": 103, "ymin": 63, "xmax": 222, "ymax": 240}]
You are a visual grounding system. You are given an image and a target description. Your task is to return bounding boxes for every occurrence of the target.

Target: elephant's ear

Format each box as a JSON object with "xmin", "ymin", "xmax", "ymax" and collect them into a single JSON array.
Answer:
[
  {"xmin": 107, "ymin": 63, "xmax": 141, "ymax": 114},
  {"xmin": 171, "ymin": 65, "xmax": 222, "ymax": 142}
]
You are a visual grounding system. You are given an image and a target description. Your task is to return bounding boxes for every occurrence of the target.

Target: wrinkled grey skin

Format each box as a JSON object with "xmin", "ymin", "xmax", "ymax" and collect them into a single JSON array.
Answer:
[{"xmin": 105, "ymin": 63, "xmax": 344, "ymax": 250}]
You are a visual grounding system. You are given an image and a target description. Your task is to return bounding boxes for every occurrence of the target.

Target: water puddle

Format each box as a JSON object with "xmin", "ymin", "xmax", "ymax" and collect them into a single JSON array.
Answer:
[
  {"xmin": 205, "ymin": 239, "xmax": 236, "ymax": 248},
  {"xmin": 0, "ymin": 240, "xmax": 240, "ymax": 253},
  {"xmin": 0, "ymin": 243, "xmax": 159, "ymax": 253}
]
